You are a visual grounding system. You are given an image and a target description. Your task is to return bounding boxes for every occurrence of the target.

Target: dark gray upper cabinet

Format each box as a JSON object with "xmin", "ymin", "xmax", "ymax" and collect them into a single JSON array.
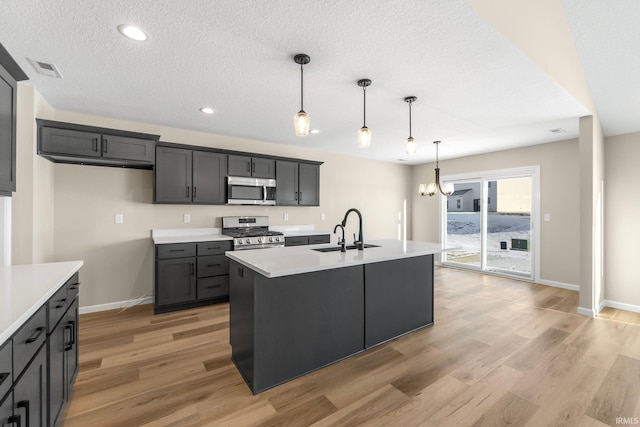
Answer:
[
  {"xmin": 228, "ymin": 155, "xmax": 275, "ymax": 179},
  {"xmin": 298, "ymin": 163, "xmax": 320, "ymax": 206},
  {"xmin": 37, "ymin": 119, "xmax": 159, "ymax": 169},
  {"xmin": 155, "ymin": 147, "xmax": 192, "ymax": 203},
  {"xmin": 0, "ymin": 43, "xmax": 28, "ymax": 196},
  {"xmin": 276, "ymin": 160, "xmax": 320, "ymax": 206},
  {"xmin": 192, "ymin": 151, "xmax": 227, "ymax": 204},
  {"xmin": 155, "ymin": 147, "xmax": 227, "ymax": 204}
]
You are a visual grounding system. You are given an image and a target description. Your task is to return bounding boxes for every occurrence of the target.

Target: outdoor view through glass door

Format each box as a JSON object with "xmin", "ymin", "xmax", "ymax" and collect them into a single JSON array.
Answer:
[{"xmin": 443, "ymin": 168, "xmax": 537, "ymax": 280}]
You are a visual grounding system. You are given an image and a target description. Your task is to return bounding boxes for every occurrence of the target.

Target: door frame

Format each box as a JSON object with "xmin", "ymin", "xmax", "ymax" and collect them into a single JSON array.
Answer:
[{"xmin": 439, "ymin": 165, "xmax": 540, "ymax": 282}]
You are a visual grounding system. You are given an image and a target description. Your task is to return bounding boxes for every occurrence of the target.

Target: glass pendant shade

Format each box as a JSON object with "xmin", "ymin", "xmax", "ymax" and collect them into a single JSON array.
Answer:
[
  {"xmin": 418, "ymin": 183, "xmax": 428, "ymax": 196},
  {"xmin": 358, "ymin": 126, "xmax": 372, "ymax": 148},
  {"xmin": 405, "ymin": 137, "xmax": 416, "ymax": 155},
  {"xmin": 442, "ymin": 182, "xmax": 455, "ymax": 195},
  {"xmin": 294, "ymin": 110, "xmax": 310, "ymax": 136},
  {"xmin": 426, "ymin": 183, "xmax": 437, "ymax": 196}
]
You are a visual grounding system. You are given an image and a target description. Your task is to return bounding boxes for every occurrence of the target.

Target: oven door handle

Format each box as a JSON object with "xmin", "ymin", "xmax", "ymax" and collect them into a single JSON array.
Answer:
[{"xmin": 263, "ymin": 185, "xmax": 267, "ymax": 203}]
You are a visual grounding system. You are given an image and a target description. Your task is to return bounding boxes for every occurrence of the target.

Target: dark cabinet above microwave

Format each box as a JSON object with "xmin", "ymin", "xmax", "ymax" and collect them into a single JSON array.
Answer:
[{"xmin": 36, "ymin": 119, "xmax": 159, "ymax": 169}]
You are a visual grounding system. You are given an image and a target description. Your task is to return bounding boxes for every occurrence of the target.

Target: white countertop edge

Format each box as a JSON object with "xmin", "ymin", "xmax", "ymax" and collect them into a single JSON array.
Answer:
[
  {"xmin": 225, "ymin": 240, "xmax": 456, "ymax": 278},
  {"xmin": 1, "ymin": 261, "xmax": 83, "ymax": 345},
  {"xmin": 151, "ymin": 227, "xmax": 333, "ymax": 244}
]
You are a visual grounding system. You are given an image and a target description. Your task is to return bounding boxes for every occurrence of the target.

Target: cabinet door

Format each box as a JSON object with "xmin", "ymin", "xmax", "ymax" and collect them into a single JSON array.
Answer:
[
  {"xmin": 0, "ymin": 69, "xmax": 17, "ymax": 194},
  {"xmin": 228, "ymin": 155, "xmax": 252, "ymax": 177},
  {"xmin": 156, "ymin": 258, "xmax": 197, "ymax": 306},
  {"xmin": 154, "ymin": 147, "xmax": 192, "ymax": 203},
  {"xmin": 48, "ymin": 317, "xmax": 66, "ymax": 427},
  {"xmin": 102, "ymin": 134, "xmax": 154, "ymax": 163},
  {"xmin": 284, "ymin": 236, "xmax": 309, "ymax": 247},
  {"xmin": 275, "ymin": 161, "xmax": 299, "ymax": 206},
  {"xmin": 252, "ymin": 157, "xmax": 275, "ymax": 179},
  {"xmin": 193, "ymin": 151, "xmax": 227, "ymax": 204},
  {"xmin": 66, "ymin": 298, "xmax": 79, "ymax": 392},
  {"xmin": 298, "ymin": 163, "xmax": 319, "ymax": 206},
  {"xmin": 39, "ymin": 127, "xmax": 102, "ymax": 158},
  {"xmin": 13, "ymin": 346, "xmax": 47, "ymax": 427},
  {"xmin": 0, "ymin": 341, "xmax": 11, "ymax": 401},
  {"xmin": 0, "ymin": 391, "xmax": 13, "ymax": 427}
]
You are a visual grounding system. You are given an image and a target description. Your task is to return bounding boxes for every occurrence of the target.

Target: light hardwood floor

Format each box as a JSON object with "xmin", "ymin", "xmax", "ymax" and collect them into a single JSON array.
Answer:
[{"xmin": 63, "ymin": 267, "xmax": 640, "ymax": 426}]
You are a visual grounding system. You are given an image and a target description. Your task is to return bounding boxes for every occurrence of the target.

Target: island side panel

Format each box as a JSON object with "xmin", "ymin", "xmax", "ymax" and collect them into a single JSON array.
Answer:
[
  {"xmin": 252, "ymin": 266, "xmax": 365, "ymax": 394},
  {"xmin": 229, "ymin": 260, "xmax": 256, "ymax": 390},
  {"xmin": 363, "ymin": 254, "xmax": 434, "ymax": 348}
]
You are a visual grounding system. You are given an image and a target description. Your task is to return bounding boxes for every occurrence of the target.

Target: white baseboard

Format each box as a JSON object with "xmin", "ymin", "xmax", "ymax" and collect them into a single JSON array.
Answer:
[
  {"xmin": 577, "ymin": 307, "xmax": 597, "ymax": 317},
  {"xmin": 537, "ymin": 279, "xmax": 579, "ymax": 291},
  {"xmin": 602, "ymin": 299, "xmax": 640, "ymax": 314},
  {"xmin": 80, "ymin": 296, "xmax": 153, "ymax": 314}
]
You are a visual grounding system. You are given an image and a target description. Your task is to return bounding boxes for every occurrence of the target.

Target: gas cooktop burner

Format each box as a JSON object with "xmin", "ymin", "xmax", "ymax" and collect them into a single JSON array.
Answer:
[
  {"xmin": 221, "ymin": 216, "xmax": 286, "ymax": 250},
  {"xmin": 224, "ymin": 229, "xmax": 284, "ymax": 238}
]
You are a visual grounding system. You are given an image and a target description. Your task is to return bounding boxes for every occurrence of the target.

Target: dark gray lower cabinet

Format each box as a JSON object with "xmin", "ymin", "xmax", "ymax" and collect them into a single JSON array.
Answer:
[
  {"xmin": 0, "ymin": 392, "xmax": 11, "ymax": 426},
  {"xmin": 229, "ymin": 254, "xmax": 435, "ymax": 394},
  {"xmin": 284, "ymin": 234, "xmax": 330, "ymax": 247},
  {"xmin": 155, "ymin": 241, "xmax": 232, "ymax": 314},
  {"xmin": 14, "ymin": 345, "xmax": 47, "ymax": 427},
  {"xmin": 364, "ymin": 255, "xmax": 433, "ymax": 348}
]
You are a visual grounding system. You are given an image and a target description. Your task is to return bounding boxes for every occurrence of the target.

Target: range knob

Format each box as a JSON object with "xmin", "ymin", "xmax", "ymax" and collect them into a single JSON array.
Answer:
[
  {"xmin": 245, "ymin": 238, "xmax": 251, "ymax": 244},
  {"xmin": 275, "ymin": 236, "xmax": 281, "ymax": 242},
  {"xmin": 269, "ymin": 237, "xmax": 273, "ymax": 242},
  {"xmin": 236, "ymin": 239, "xmax": 242, "ymax": 245},
  {"xmin": 257, "ymin": 237, "xmax": 263, "ymax": 243}
]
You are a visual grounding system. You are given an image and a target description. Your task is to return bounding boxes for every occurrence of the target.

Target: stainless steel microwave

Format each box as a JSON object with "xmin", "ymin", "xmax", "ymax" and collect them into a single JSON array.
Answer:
[{"xmin": 227, "ymin": 176, "xmax": 277, "ymax": 205}]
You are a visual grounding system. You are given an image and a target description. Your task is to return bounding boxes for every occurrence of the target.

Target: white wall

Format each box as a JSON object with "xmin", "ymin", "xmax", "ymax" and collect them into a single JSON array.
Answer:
[{"xmin": 604, "ymin": 131, "xmax": 640, "ymax": 309}]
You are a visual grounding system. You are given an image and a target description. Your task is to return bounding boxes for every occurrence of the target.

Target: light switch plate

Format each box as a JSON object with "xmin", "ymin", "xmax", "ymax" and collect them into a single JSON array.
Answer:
[
  {"xmin": 283, "ymin": 213, "xmax": 289, "ymax": 221},
  {"xmin": 183, "ymin": 213, "xmax": 191, "ymax": 223},
  {"xmin": 115, "ymin": 214, "xmax": 123, "ymax": 224}
]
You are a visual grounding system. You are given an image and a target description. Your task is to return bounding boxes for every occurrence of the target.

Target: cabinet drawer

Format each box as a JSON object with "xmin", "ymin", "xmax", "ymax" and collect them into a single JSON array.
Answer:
[
  {"xmin": 285, "ymin": 236, "xmax": 309, "ymax": 246},
  {"xmin": 67, "ymin": 274, "xmax": 80, "ymax": 302},
  {"xmin": 197, "ymin": 255, "xmax": 229, "ymax": 278},
  {"xmin": 13, "ymin": 306, "xmax": 46, "ymax": 376},
  {"xmin": 197, "ymin": 276, "xmax": 230, "ymax": 300},
  {"xmin": 0, "ymin": 340, "xmax": 11, "ymax": 400},
  {"xmin": 157, "ymin": 243, "xmax": 196, "ymax": 259},
  {"xmin": 309, "ymin": 235, "xmax": 330, "ymax": 245},
  {"xmin": 48, "ymin": 285, "xmax": 69, "ymax": 332},
  {"xmin": 197, "ymin": 241, "xmax": 232, "ymax": 256}
]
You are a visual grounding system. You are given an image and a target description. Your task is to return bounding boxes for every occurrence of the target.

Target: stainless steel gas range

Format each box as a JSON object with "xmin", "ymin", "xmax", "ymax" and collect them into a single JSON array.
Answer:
[{"xmin": 222, "ymin": 216, "xmax": 285, "ymax": 250}]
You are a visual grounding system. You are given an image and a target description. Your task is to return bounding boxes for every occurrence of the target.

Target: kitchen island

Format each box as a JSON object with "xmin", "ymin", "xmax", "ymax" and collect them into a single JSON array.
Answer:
[{"xmin": 226, "ymin": 239, "xmax": 451, "ymax": 394}]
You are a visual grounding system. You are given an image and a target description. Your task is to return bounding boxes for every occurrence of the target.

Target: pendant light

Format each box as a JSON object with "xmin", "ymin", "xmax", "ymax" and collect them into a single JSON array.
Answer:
[
  {"xmin": 404, "ymin": 96, "xmax": 417, "ymax": 155},
  {"xmin": 357, "ymin": 79, "xmax": 372, "ymax": 148},
  {"xmin": 293, "ymin": 54, "xmax": 311, "ymax": 136},
  {"xmin": 419, "ymin": 140, "xmax": 454, "ymax": 196}
]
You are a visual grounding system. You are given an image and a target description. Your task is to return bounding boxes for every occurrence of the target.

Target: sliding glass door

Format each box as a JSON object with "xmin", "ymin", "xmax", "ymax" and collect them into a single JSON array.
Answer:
[{"xmin": 441, "ymin": 167, "xmax": 538, "ymax": 281}]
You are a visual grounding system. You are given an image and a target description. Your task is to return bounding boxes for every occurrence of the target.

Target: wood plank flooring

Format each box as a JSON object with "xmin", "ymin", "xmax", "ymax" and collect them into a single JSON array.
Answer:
[{"xmin": 63, "ymin": 267, "xmax": 640, "ymax": 426}]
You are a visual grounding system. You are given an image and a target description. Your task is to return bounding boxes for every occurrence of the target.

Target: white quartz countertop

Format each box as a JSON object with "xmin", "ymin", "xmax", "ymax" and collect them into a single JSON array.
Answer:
[
  {"xmin": 151, "ymin": 227, "xmax": 332, "ymax": 245},
  {"xmin": 225, "ymin": 239, "xmax": 455, "ymax": 278},
  {"xmin": 1, "ymin": 261, "xmax": 83, "ymax": 345}
]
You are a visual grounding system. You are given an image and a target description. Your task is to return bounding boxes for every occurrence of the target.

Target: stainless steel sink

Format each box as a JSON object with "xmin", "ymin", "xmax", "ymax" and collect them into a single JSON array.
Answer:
[{"xmin": 312, "ymin": 244, "xmax": 380, "ymax": 253}]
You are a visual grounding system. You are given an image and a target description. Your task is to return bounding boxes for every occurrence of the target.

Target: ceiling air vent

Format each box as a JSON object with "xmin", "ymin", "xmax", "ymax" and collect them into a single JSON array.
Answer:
[{"xmin": 28, "ymin": 58, "xmax": 63, "ymax": 78}]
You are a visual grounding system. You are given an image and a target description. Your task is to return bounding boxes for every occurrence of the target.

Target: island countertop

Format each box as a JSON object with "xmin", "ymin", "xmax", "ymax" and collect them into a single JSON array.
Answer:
[
  {"xmin": 0, "ymin": 261, "xmax": 83, "ymax": 345},
  {"xmin": 225, "ymin": 239, "xmax": 453, "ymax": 278}
]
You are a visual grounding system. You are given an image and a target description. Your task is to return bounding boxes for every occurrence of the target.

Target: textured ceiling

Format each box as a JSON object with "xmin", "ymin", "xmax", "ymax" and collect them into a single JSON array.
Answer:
[{"xmin": 0, "ymin": 0, "xmax": 598, "ymax": 164}]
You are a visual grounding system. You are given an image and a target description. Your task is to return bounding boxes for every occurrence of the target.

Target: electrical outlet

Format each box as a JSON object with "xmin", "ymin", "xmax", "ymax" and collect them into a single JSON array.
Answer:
[
  {"xmin": 283, "ymin": 213, "xmax": 289, "ymax": 221},
  {"xmin": 114, "ymin": 214, "xmax": 123, "ymax": 224},
  {"xmin": 183, "ymin": 213, "xmax": 191, "ymax": 223},
  {"xmin": 321, "ymin": 212, "xmax": 325, "ymax": 220}
]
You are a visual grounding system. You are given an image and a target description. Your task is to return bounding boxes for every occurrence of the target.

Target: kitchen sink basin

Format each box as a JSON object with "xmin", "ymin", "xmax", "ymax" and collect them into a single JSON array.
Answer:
[{"xmin": 312, "ymin": 244, "xmax": 380, "ymax": 253}]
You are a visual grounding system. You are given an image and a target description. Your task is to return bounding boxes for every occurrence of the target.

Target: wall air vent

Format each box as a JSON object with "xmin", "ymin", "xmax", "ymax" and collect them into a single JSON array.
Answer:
[{"xmin": 28, "ymin": 58, "xmax": 63, "ymax": 78}]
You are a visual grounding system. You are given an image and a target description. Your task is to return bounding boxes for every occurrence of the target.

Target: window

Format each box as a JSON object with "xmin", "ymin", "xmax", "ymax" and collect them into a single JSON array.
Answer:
[{"xmin": 456, "ymin": 199, "xmax": 461, "ymax": 209}]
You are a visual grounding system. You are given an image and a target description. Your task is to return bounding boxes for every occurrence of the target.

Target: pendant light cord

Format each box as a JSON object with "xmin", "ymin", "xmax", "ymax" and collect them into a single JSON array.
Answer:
[
  {"xmin": 300, "ymin": 63, "xmax": 304, "ymax": 111},
  {"xmin": 408, "ymin": 100, "xmax": 413, "ymax": 139},
  {"xmin": 363, "ymin": 86, "xmax": 367, "ymax": 127}
]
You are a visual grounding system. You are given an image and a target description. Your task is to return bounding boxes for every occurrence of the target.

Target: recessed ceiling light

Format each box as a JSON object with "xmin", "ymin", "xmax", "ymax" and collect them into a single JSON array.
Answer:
[
  {"xmin": 117, "ymin": 24, "xmax": 148, "ymax": 41},
  {"xmin": 549, "ymin": 128, "xmax": 566, "ymax": 133},
  {"xmin": 199, "ymin": 107, "xmax": 214, "ymax": 114},
  {"xmin": 310, "ymin": 129, "xmax": 321, "ymax": 134}
]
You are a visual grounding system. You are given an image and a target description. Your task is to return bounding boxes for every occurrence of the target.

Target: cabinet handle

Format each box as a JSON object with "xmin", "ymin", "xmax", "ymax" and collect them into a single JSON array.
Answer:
[
  {"xmin": 93, "ymin": 138, "xmax": 98, "ymax": 153},
  {"xmin": 295, "ymin": 192, "xmax": 298, "ymax": 201},
  {"xmin": 0, "ymin": 372, "xmax": 9, "ymax": 386},
  {"xmin": 252, "ymin": 162, "xmax": 255, "ymax": 173},
  {"xmin": 64, "ymin": 324, "xmax": 73, "ymax": 351},
  {"xmin": 55, "ymin": 304, "xmax": 64, "ymax": 309},
  {"xmin": 25, "ymin": 326, "xmax": 45, "ymax": 344},
  {"xmin": 169, "ymin": 249, "xmax": 185, "ymax": 253},
  {"xmin": 17, "ymin": 400, "xmax": 29, "ymax": 427},
  {"xmin": 8, "ymin": 414, "xmax": 20, "ymax": 427},
  {"xmin": 207, "ymin": 264, "xmax": 221, "ymax": 268},
  {"xmin": 190, "ymin": 263, "xmax": 195, "ymax": 276},
  {"xmin": 246, "ymin": 162, "xmax": 250, "ymax": 172},
  {"xmin": 207, "ymin": 284, "xmax": 222, "ymax": 289},
  {"xmin": 70, "ymin": 320, "xmax": 76, "ymax": 346},
  {"xmin": 193, "ymin": 186, "xmax": 197, "ymax": 199},
  {"xmin": 186, "ymin": 186, "xmax": 190, "ymax": 198},
  {"xmin": 299, "ymin": 191, "xmax": 302, "ymax": 202},
  {"xmin": 104, "ymin": 138, "xmax": 108, "ymax": 153},
  {"xmin": 207, "ymin": 247, "xmax": 221, "ymax": 250}
]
